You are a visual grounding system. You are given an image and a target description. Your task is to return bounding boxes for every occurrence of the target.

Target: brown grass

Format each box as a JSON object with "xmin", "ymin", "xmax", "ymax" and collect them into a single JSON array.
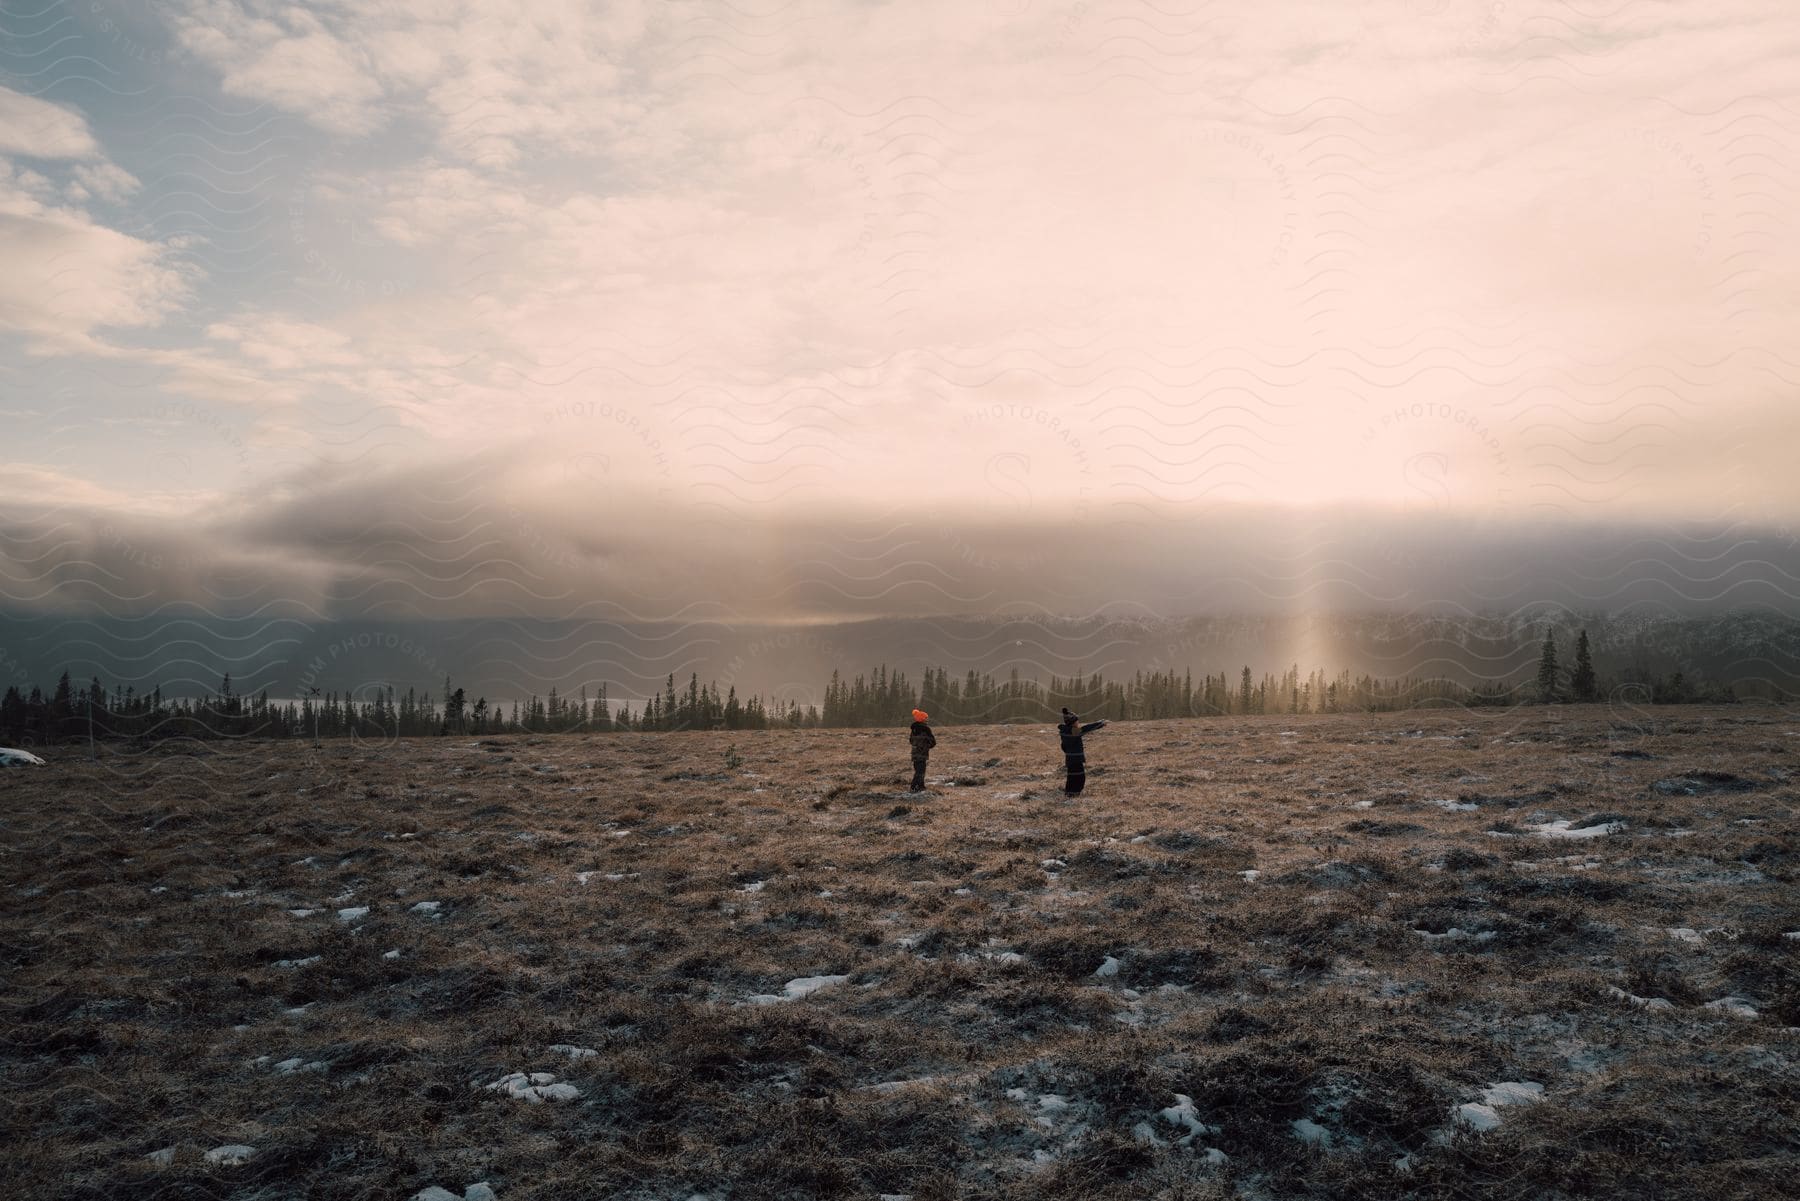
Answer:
[{"xmin": 2, "ymin": 707, "xmax": 1797, "ymax": 1199}]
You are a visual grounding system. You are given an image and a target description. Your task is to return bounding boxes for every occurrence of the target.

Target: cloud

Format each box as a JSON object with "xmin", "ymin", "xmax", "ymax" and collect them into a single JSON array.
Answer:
[
  {"xmin": 0, "ymin": 167, "xmax": 188, "ymax": 350},
  {"xmin": 3, "ymin": 0, "xmax": 1796, "ymax": 610},
  {"xmin": 169, "ymin": 0, "xmax": 388, "ymax": 136},
  {"xmin": 0, "ymin": 87, "xmax": 103, "ymax": 160},
  {"xmin": 7, "ymin": 444, "xmax": 1798, "ymax": 626}
]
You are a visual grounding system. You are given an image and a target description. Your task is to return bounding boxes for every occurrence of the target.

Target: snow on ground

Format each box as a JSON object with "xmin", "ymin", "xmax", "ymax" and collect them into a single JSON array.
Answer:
[
  {"xmin": 0, "ymin": 747, "xmax": 46, "ymax": 766},
  {"xmin": 287, "ymin": 908, "xmax": 319, "ymax": 918},
  {"xmin": 1524, "ymin": 820, "xmax": 1625, "ymax": 839},
  {"xmin": 1291, "ymin": 1117, "xmax": 1333, "ymax": 1146},
  {"xmin": 274, "ymin": 956, "xmax": 321, "ymax": 969},
  {"xmin": 548, "ymin": 1044, "xmax": 598, "ymax": 1060},
  {"xmin": 146, "ymin": 1147, "xmax": 175, "ymax": 1166},
  {"xmin": 1605, "ymin": 986, "xmax": 1675, "ymax": 1012},
  {"xmin": 1094, "ymin": 956, "xmax": 1121, "ymax": 978},
  {"xmin": 410, "ymin": 901, "xmax": 442, "ymax": 917},
  {"xmin": 1455, "ymin": 1081, "xmax": 1544, "ymax": 1132},
  {"xmin": 204, "ymin": 1145, "xmax": 256, "ymax": 1165},
  {"xmin": 414, "ymin": 1185, "xmax": 497, "ymax": 1201},
  {"xmin": 1130, "ymin": 1093, "xmax": 1224, "ymax": 1160},
  {"xmin": 748, "ymin": 974, "xmax": 851, "ymax": 1004},
  {"xmin": 484, "ymin": 1072, "xmax": 581, "ymax": 1103},
  {"xmin": 1704, "ymin": 997, "xmax": 1760, "ymax": 1020},
  {"xmin": 337, "ymin": 906, "xmax": 369, "ymax": 922}
]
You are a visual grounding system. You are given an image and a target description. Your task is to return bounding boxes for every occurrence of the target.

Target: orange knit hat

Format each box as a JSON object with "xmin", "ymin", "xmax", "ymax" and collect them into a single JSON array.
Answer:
[{"xmin": 911, "ymin": 709, "xmax": 929, "ymax": 723}]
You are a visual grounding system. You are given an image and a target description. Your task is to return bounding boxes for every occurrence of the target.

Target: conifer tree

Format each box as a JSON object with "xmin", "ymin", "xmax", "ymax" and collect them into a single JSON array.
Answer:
[
  {"xmin": 1570, "ymin": 629, "xmax": 1597, "ymax": 702},
  {"xmin": 1536, "ymin": 626, "xmax": 1560, "ymax": 703}
]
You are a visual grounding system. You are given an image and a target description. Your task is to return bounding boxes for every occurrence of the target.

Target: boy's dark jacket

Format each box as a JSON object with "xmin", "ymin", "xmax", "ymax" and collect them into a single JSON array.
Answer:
[
  {"xmin": 1059, "ymin": 720, "xmax": 1105, "ymax": 755},
  {"xmin": 909, "ymin": 721, "xmax": 936, "ymax": 753}
]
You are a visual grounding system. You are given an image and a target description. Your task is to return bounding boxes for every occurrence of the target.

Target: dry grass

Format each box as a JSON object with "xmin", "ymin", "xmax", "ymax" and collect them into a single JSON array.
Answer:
[{"xmin": 3, "ymin": 707, "xmax": 1797, "ymax": 1200}]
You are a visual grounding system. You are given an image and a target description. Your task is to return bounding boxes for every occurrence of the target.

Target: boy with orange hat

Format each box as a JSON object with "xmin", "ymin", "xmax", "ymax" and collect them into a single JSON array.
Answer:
[{"xmin": 908, "ymin": 708, "xmax": 936, "ymax": 792}]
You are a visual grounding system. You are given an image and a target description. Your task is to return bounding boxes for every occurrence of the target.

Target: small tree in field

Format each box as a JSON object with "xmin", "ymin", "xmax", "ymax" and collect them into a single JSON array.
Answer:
[
  {"xmin": 1535, "ymin": 626, "xmax": 1560, "ymax": 703},
  {"xmin": 1570, "ymin": 630, "xmax": 1597, "ymax": 702}
]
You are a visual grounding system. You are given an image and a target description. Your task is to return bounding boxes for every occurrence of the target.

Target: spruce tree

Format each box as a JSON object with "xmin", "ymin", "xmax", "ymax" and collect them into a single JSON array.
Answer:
[
  {"xmin": 1571, "ymin": 629, "xmax": 1597, "ymax": 702},
  {"xmin": 1536, "ymin": 626, "xmax": 1560, "ymax": 703}
]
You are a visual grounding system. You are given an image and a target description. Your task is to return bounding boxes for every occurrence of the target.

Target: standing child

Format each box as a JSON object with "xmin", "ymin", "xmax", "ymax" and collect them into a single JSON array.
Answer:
[
  {"xmin": 908, "ymin": 708, "xmax": 936, "ymax": 792},
  {"xmin": 1057, "ymin": 707, "xmax": 1108, "ymax": 796}
]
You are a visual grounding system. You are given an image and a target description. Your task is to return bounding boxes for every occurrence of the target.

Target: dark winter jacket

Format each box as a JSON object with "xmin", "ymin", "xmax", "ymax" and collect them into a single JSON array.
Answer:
[
  {"xmin": 1058, "ymin": 720, "xmax": 1106, "ymax": 757},
  {"xmin": 909, "ymin": 722, "xmax": 937, "ymax": 755}
]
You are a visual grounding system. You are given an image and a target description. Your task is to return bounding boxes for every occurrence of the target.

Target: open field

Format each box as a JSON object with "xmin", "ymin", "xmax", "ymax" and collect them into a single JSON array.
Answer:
[{"xmin": 3, "ymin": 707, "xmax": 1798, "ymax": 1200}]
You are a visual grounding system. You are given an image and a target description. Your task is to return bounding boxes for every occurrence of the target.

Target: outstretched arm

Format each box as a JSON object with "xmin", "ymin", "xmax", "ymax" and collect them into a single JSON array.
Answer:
[{"xmin": 1080, "ymin": 720, "xmax": 1107, "ymax": 734}]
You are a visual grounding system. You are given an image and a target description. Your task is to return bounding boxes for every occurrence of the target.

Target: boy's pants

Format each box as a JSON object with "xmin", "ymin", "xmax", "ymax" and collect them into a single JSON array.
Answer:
[
  {"xmin": 911, "ymin": 754, "xmax": 928, "ymax": 791},
  {"xmin": 1064, "ymin": 754, "xmax": 1086, "ymax": 796}
]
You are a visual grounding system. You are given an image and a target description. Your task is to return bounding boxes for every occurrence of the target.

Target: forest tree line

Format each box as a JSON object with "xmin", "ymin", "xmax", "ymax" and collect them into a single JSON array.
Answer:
[{"xmin": 0, "ymin": 628, "xmax": 1752, "ymax": 745}]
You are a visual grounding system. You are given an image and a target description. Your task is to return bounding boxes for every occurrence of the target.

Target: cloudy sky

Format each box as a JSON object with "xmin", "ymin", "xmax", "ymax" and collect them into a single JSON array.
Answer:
[{"xmin": 3, "ymin": 0, "xmax": 1798, "ymax": 628}]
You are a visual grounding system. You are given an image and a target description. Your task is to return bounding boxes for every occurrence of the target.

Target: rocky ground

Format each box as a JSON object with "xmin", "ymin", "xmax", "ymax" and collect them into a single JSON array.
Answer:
[{"xmin": 2, "ymin": 706, "xmax": 1796, "ymax": 1199}]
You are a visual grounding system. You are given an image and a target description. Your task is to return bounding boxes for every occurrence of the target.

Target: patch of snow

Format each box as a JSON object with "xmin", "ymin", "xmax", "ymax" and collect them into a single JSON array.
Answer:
[
  {"xmin": 485, "ymin": 1071, "xmax": 581, "ymax": 1103},
  {"xmin": 868, "ymin": 1077, "xmax": 937, "ymax": 1093},
  {"xmin": 1237, "ymin": 870, "xmax": 1261, "ymax": 882},
  {"xmin": 1666, "ymin": 927, "xmax": 1704, "ymax": 944},
  {"xmin": 1094, "ymin": 956, "xmax": 1121, "ymax": 978},
  {"xmin": 1456, "ymin": 1081, "xmax": 1543, "ymax": 1132},
  {"xmin": 1526, "ymin": 820, "xmax": 1625, "ymax": 839},
  {"xmin": 0, "ymin": 747, "xmax": 47, "ymax": 766},
  {"xmin": 273, "ymin": 1057, "xmax": 327, "ymax": 1074},
  {"xmin": 739, "ymin": 880, "xmax": 766, "ymax": 893},
  {"xmin": 410, "ymin": 901, "xmax": 442, "ymax": 917},
  {"xmin": 464, "ymin": 1186, "xmax": 497, "ymax": 1201},
  {"xmin": 146, "ymin": 1147, "xmax": 176, "ymax": 1166},
  {"xmin": 1605, "ymin": 986, "xmax": 1674, "ymax": 1012},
  {"xmin": 1040, "ymin": 859, "xmax": 1066, "ymax": 869},
  {"xmin": 274, "ymin": 956, "xmax": 321, "ymax": 969},
  {"xmin": 1159, "ymin": 1093, "xmax": 1217, "ymax": 1146},
  {"xmin": 413, "ymin": 1189, "xmax": 458, "ymax": 1201},
  {"xmin": 1482, "ymin": 1081, "xmax": 1545, "ymax": 1107},
  {"xmin": 548, "ymin": 1044, "xmax": 598, "ymax": 1060},
  {"xmin": 337, "ymin": 906, "xmax": 369, "ymax": 922},
  {"xmin": 784, "ymin": 974, "xmax": 849, "ymax": 998},
  {"xmin": 1351, "ymin": 800, "xmax": 1375, "ymax": 810},
  {"xmin": 1415, "ymin": 928, "xmax": 1497, "ymax": 944},
  {"xmin": 383, "ymin": 949, "xmax": 401, "ymax": 960},
  {"xmin": 1704, "ymin": 997, "xmax": 1759, "ymax": 1021},
  {"xmin": 1456, "ymin": 1103, "xmax": 1504, "ymax": 1131},
  {"xmin": 1292, "ymin": 1117, "xmax": 1332, "ymax": 1146},
  {"xmin": 204, "ymin": 1145, "xmax": 255, "ymax": 1165},
  {"xmin": 1432, "ymin": 799, "xmax": 1479, "ymax": 812},
  {"xmin": 749, "ymin": 974, "xmax": 851, "ymax": 1004},
  {"xmin": 287, "ymin": 908, "xmax": 318, "ymax": 918}
]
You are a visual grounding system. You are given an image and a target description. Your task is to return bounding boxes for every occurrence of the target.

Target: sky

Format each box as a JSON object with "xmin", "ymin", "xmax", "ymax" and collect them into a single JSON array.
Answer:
[{"xmin": 3, "ymin": 0, "xmax": 1799, "ymax": 630}]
